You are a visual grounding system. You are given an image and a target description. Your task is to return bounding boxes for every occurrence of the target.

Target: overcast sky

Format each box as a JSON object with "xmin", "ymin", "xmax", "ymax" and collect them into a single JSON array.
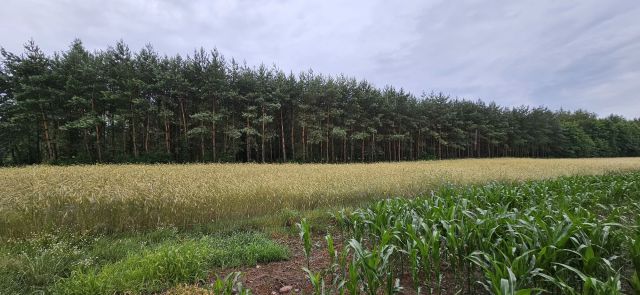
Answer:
[{"xmin": 1, "ymin": 0, "xmax": 639, "ymax": 118}]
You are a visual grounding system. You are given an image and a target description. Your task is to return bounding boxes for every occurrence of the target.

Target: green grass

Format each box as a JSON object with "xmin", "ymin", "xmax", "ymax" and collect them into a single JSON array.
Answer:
[
  {"xmin": 187, "ymin": 207, "xmax": 338, "ymax": 236},
  {"xmin": 0, "ymin": 231, "xmax": 287, "ymax": 295},
  {"xmin": 0, "ymin": 206, "xmax": 335, "ymax": 294}
]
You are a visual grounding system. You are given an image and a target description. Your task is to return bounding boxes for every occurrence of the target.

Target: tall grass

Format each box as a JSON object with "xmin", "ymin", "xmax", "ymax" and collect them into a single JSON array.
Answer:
[
  {"xmin": 0, "ymin": 231, "xmax": 286, "ymax": 294},
  {"xmin": 2, "ymin": 158, "xmax": 640, "ymax": 237}
]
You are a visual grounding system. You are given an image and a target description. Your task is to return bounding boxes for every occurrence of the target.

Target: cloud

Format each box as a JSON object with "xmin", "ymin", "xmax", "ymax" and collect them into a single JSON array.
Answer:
[{"xmin": 1, "ymin": 0, "xmax": 638, "ymax": 118}]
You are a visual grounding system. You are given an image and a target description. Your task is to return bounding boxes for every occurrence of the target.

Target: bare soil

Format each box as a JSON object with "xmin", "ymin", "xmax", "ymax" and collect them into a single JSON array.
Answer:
[
  {"xmin": 215, "ymin": 235, "xmax": 329, "ymax": 294},
  {"xmin": 212, "ymin": 234, "xmax": 480, "ymax": 295}
]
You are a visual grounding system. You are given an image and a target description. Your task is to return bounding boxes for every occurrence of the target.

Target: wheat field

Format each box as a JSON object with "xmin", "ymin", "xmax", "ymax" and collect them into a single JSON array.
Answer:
[{"xmin": 2, "ymin": 158, "xmax": 640, "ymax": 237}]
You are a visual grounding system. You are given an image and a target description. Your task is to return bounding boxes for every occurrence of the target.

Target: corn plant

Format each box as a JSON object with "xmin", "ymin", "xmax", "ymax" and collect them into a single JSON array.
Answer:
[
  {"xmin": 630, "ymin": 234, "xmax": 640, "ymax": 293},
  {"xmin": 303, "ymin": 267, "xmax": 326, "ymax": 295},
  {"xmin": 212, "ymin": 272, "xmax": 251, "ymax": 295},
  {"xmin": 538, "ymin": 263, "xmax": 623, "ymax": 295},
  {"xmin": 348, "ymin": 239, "xmax": 400, "ymax": 295},
  {"xmin": 304, "ymin": 171, "xmax": 640, "ymax": 295},
  {"xmin": 326, "ymin": 234, "xmax": 336, "ymax": 267},
  {"xmin": 297, "ymin": 218, "xmax": 312, "ymax": 269}
]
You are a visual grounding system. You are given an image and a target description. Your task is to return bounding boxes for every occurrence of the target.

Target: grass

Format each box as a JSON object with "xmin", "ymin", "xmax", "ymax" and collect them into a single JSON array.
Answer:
[
  {"xmin": 0, "ymin": 229, "xmax": 182, "ymax": 294},
  {"xmin": 2, "ymin": 158, "xmax": 640, "ymax": 237},
  {"xmin": 299, "ymin": 172, "xmax": 640, "ymax": 294},
  {"xmin": 0, "ymin": 231, "xmax": 287, "ymax": 294}
]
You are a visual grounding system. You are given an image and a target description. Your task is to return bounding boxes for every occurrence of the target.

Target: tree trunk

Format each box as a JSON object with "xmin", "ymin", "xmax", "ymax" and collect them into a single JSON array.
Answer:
[
  {"xmin": 417, "ymin": 129, "xmax": 421, "ymax": 159},
  {"xmin": 52, "ymin": 120, "xmax": 59, "ymax": 159},
  {"xmin": 280, "ymin": 109, "xmax": 286, "ymax": 162},
  {"xmin": 39, "ymin": 105, "xmax": 54, "ymax": 161},
  {"xmin": 144, "ymin": 115, "xmax": 150, "ymax": 153},
  {"xmin": 246, "ymin": 117, "xmax": 251, "ymax": 162},
  {"xmin": 130, "ymin": 98, "xmax": 138, "ymax": 158},
  {"xmin": 410, "ymin": 135, "xmax": 414, "ymax": 161},
  {"xmin": 91, "ymin": 97, "xmax": 102, "ymax": 162},
  {"xmin": 122, "ymin": 123, "xmax": 127, "ymax": 156},
  {"xmin": 290, "ymin": 109, "xmax": 295, "ymax": 161},
  {"xmin": 350, "ymin": 137, "xmax": 354, "ymax": 162},
  {"xmin": 331, "ymin": 135, "xmax": 335, "ymax": 163},
  {"xmin": 475, "ymin": 129, "xmax": 479, "ymax": 158},
  {"xmin": 392, "ymin": 139, "xmax": 396, "ymax": 161},
  {"xmin": 326, "ymin": 117, "xmax": 330, "ymax": 163},
  {"xmin": 110, "ymin": 114, "xmax": 115, "ymax": 159},
  {"xmin": 342, "ymin": 137, "xmax": 346, "ymax": 163},
  {"xmin": 95, "ymin": 123, "xmax": 102, "ymax": 162},
  {"xmin": 261, "ymin": 108, "xmax": 266, "ymax": 163},
  {"xmin": 164, "ymin": 119, "xmax": 171, "ymax": 154},
  {"xmin": 200, "ymin": 121, "xmax": 205, "ymax": 161},
  {"xmin": 83, "ymin": 129, "xmax": 91, "ymax": 161},
  {"xmin": 371, "ymin": 133, "xmax": 375, "ymax": 162},
  {"xmin": 270, "ymin": 137, "xmax": 274, "ymax": 161},
  {"xmin": 223, "ymin": 120, "xmax": 228, "ymax": 155},
  {"xmin": 302, "ymin": 125, "xmax": 306, "ymax": 162},
  {"xmin": 212, "ymin": 99, "xmax": 217, "ymax": 161},
  {"xmin": 179, "ymin": 98, "xmax": 188, "ymax": 140}
]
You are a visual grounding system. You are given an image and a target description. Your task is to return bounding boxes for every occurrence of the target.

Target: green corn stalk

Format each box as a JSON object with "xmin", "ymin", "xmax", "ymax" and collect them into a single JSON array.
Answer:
[
  {"xmin": 631, "ymin": 236, "xmax": 640, "ymax": 293},
  {"xmin": 631, "ymin": 272, "xmax": 640, "ymax": 295},
  {"xmin": 431, "ymin": 227, "xmax": 442, "ymax": 295},
  {"xmin": 325, "ymin": 233, "xmax": 338, "ymax": 287},
  {"xmin": 348, "ymin": 238, "xmax": 397, "ymax": 295},
  {"xmin": 338, "ymin": 245, "xmax": 350, "ymax": 287},
  {"xmin": 212, "ymin": 272, "xmax": 251, "ymax": 295},
  {"xmin": 345, "ymin": 260, "xmax": 359, "ymax": 295},
  {"xmin": 415, "ymin": 222, "xmax": 433, "ymax": 292},
  {"xmin": 406, "ymin": 239, "xmax": 421, "ymax": 292},
  {"xmin": 539, "ymin": 263, "xmax": 622, "ymax": 295},
  {"xmin": 304, "ymin": 267, "xmax": 326, "ymax": 295},
  {"xmin": 326, "ymin": 234, "xmax": 336, "ymax": 266},
  {"xmin": 298, "ymin": 218, "xmax": 312, "ymax": 269},
  {"xmin": 468, "ymin": 250, "xmax": 542, "ymax": 295}
]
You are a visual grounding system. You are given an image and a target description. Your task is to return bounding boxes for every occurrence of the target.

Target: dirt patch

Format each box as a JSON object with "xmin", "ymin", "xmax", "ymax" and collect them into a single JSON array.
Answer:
[
  {"xmin": 211, "ymin": 234, "xmax": 479, "ymax": 295},
  {"xmin": 215, "ymin": 235, "xmax": 329, "ymax": 294}
]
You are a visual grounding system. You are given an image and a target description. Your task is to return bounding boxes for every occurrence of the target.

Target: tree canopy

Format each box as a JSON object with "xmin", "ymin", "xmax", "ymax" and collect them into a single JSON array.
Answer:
[{"xmin": 1, "ymin": 39, "xmax": 638, "ymax": 165}]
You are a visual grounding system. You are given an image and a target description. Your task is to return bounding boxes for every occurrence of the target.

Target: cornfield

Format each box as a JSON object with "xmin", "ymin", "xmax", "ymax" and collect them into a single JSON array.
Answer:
[
  {"xmin": 1, "ymin": 158, "xmax": 640, "ymax": 237},
  {"xmin": 299, "ymin": 171, "xmax": 640, "ymax": 294}
]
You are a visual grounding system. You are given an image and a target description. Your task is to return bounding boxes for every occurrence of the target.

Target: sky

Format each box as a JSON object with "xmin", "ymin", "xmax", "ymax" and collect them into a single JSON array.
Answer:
[{"xmin": 1, "ymin": 0, "xmax": 639, "ymax": 118}]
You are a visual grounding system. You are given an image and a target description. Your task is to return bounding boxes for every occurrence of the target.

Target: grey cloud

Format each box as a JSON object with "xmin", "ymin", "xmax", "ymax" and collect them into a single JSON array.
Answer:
[{"xmin": 1, "ymin": 0, "xmax": 638, "ymax": 118}]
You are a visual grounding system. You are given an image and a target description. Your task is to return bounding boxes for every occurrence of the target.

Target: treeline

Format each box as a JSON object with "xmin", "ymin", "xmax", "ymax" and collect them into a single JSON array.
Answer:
[{"xmin": 0, "ymin": 39, "xmax": 639, "ymax": 165}]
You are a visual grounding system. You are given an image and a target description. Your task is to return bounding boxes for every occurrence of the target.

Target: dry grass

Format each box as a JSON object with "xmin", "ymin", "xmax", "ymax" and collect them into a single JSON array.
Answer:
[{"xmin": 1, "ymin": 158, "xmax": 640, "ymax": 237}]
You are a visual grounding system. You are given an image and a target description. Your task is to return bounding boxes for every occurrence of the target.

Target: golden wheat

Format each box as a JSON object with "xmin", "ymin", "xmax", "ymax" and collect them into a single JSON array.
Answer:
[{"xmin": 1, "ymin": 158, "xmax": 640, "ymax": 237}]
